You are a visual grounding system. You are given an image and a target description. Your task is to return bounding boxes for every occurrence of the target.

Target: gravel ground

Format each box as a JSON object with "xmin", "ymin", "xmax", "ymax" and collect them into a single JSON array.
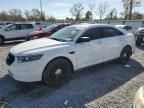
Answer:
[{"xmin": 0, "ymin": 41, "xmax": 144, "ymax": 108}]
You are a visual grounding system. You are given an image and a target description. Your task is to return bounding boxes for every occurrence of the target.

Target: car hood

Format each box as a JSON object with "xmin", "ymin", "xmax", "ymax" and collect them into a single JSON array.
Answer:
[{"xmin": 10, "ymin": 38, "xmax": 67, "ymax": 55}]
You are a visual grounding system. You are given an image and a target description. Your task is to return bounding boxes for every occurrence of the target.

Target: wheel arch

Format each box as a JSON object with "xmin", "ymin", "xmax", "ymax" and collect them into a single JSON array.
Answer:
[
  {"xmin": 42, "ymin": 56, "xmax": 74, "ymax": 80},
  {"xmin": 0, "ymin": 35, "xmax": 5, "ymax": 40},
  {"xmin": 123, "ymin": 45, "xmax": 133, "ymax": 55}
]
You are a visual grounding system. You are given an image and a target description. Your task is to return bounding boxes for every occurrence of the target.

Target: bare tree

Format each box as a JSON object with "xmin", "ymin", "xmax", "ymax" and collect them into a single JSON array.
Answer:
[
  {"xmin": 97, "ymin": 1, "xmax": 110, "ymax": 20},
  {"xmin": 132, "ymin": 11, "xmax": 144, "ymax": 19},
  {"xmin": 70, "ymin": 2, "xmax": 84, "ymax": 21},
  {"xmin": 8, "ymin": 9, "xmax": 25, "ymax": 21},
  {"xmin": 122, "ymin": 0, "xmax": 141, "ymax": 19},
  {"xmin": 24, "ymin": 10, "xmax": 31, "ymax": 20},
  {"xmin": 106, "ymin": 8, "xmax": 118, "ymax": 20},
  {"xmin": 88, "ymin": 3, "xmax": 95, "ymax": 19},
  {"xmin": 0, "ymin": 11, "xmax": 9, "ymax": 21}
]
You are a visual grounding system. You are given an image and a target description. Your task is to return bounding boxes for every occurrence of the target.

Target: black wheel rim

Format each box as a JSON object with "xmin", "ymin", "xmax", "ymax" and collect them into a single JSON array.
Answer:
[
  {"xmin": 122, "ymin": 51, "xmax": 129, "ymax": 62},
  {"xmin": 50, "ymin": 64, "xmax": 67, "ymax": 83}
]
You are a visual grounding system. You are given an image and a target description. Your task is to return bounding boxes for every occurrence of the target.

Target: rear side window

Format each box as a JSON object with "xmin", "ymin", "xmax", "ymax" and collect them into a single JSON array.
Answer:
[
  {"xmin": 100, "ymin": 27, "xmax": 124, "ymax": 38},
  {"xmin": 20, "ymin": 24, "xmax": 34, "ymax": 29},
  {"xmin": 81, "ymin": 27, "xmax": 101, "ymax": 40}
]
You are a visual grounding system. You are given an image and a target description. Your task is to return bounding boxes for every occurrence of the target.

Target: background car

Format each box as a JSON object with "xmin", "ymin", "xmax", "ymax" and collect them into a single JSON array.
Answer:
[
  {"xmin": 133, "ymin": 86, "xmax": 144, "ymax": 108},
  {"xmin": 27, "ymin": 23, "xmax": 70, "ymax": 40},
  {"xmin": 0, "ymin": 23, "xmax": 38, "ymax": 44},
  {"xmin": 115, "ymin": 25, "xmax": 135, "ymax": 34},
  {"xmin": 135, "ymin": 27, "xmax": 144, "ymax": 46}
]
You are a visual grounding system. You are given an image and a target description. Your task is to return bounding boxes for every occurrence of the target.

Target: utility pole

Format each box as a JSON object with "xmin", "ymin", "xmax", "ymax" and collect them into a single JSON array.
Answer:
[
  {"xmin": 129, "ymin": 0, "xmax": 134, "ymax": 20},
  {"xmin": 40, "ymin": 0, "xmax": 43, "ymax": 21}
]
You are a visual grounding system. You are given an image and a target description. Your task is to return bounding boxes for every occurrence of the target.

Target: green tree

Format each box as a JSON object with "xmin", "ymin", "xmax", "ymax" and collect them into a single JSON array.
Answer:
[{"xmin": 85, "ymin": 11, "xmax": 92, "ymax": 21}]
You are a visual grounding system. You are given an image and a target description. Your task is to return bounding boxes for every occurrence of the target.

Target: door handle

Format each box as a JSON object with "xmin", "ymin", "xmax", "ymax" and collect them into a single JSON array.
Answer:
[
  {"xmin": 97, "ymin": 41, "xmax": 102, "ymax": 45},
  {"xmin": 120, "ymin": 38, "xmax": 124, "ymax": 41}
]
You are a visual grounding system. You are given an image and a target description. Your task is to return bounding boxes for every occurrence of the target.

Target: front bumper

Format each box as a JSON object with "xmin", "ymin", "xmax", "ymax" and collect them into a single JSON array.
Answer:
[
  {"xmin": 137, "ymin": 34, "xmax": 144, "ymax": 39},
  {"xmin": 7, "ymin": 58, "xmax": 47, "ymax": 82}
]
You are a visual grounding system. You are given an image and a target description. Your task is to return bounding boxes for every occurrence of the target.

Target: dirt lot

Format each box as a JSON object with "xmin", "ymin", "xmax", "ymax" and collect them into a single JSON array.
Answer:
[{"xmin": 0, "ymin": 41, "xmax": 144, "ymax": 108}]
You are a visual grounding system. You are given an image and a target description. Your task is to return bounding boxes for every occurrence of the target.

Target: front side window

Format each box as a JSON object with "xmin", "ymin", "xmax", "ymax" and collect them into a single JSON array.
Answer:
[
  {"xmin": 80, "ymin": 27, "xmax": 101, "ymax": 40},
  {"xmin": 43, "ymin": 24, "xmax": 58, "ymax": 32},
  {"xmin": 6, "ymin": 24, "xmax": 16, "ymax": 31}
]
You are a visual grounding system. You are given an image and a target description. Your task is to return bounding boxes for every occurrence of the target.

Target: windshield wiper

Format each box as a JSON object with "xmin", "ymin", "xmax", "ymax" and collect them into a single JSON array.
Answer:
[{"xmin": 50, "ymin": 37, "xmax": 67, "ymax": 42}]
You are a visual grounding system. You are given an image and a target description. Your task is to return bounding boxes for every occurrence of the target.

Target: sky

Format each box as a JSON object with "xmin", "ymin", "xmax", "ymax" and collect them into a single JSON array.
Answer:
[{"xmin": 0, "ymin": 0, "xmax": 144, "ymax": 19}]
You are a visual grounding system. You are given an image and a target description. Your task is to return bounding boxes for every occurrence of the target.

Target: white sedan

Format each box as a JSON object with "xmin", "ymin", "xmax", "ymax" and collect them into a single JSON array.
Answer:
[
  {"xmin": 6, "ymin": 24, "xmax": 135, "ymax": 86},
  {"xmin": 115, "ymin": 25, "xmax": 135, "ymax": 34}
]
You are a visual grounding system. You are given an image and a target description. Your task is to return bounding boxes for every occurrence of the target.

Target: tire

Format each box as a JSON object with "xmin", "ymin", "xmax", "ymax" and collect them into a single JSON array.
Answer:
[
  {"xmin": 119, "ymin": 47, "xmax": 132, "ymax": 64},
  {"xmin": 136, "ymin": 38, "xmax": 142, "ymax": 46},
  {"xmin": 0, "ymin": 36, "xmax": 4, "ymax": 45},
  {"xmin": 136, "ymin": 41, "xmax": 141, "ymax": 46},
  {"xmin": 42, "ymin": 58, "xmax": 73, "ymax": 86}
]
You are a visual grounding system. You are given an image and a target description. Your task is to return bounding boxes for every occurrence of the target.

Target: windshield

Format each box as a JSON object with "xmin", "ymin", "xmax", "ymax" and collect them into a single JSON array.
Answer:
[
  {"xmin": 50, "ymin": 26, "xmax": 85, "ymax": 42},
  {"xmin": 43, "ymin": 24, "xmax": 57, "ymax": 32}
]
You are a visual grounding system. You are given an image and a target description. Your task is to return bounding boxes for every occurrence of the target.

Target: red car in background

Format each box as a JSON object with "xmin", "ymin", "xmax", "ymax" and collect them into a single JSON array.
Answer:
[{"xmin": 27, "ymin": 23, "xmax": 70, "ymax": 40}]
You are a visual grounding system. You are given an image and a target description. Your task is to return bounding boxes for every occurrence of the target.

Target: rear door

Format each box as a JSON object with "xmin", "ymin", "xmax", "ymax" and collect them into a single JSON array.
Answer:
[
  {"xmin": 20, "ymin": 24, "xmax": 35, "ymax": 37},
  {"xmin": 2, "ymin": 24, "xmax": 21, "ymax": 39},
  {"xmin": 99, "ymin": 27, "xmax": 126, "ymax": 61}
]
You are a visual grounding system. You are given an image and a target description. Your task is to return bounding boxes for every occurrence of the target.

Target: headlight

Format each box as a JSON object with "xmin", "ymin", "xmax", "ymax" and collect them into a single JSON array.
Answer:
[
  {"xmin": 33, "ymin": 36, "xmax": 39, "ymax": 39},
  {"xmin": 17, "ymin": 54, "xmax": 43, "ymax": 63}
]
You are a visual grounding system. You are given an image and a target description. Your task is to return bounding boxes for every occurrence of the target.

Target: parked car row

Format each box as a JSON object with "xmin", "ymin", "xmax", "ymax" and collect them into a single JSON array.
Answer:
[
  {"xmin": 27, "ymin": 23, "xmax": 70, "ymax": 40},
  {"xmin": 0, "ymin": 23, "xmax": 38, "ymax": 44},
  {"xmin": 0, "ymin": 23, "xmax": 70, "ymax": 44},
  {"xmin": 115, "ymin": 25, "xmax": 135, "ymax": 34},
  {"xmin": 135, "ymin": 27, "xmax": 144, "ymax": 46}
]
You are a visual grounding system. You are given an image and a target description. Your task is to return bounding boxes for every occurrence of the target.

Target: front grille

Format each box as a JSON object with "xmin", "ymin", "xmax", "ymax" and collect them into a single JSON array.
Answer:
[
  {"xmin": 140, "ymin": 30, "xmax": 144, "ymax": 34},
  {"xmin": 6, "ymin": 53, "xmax": 15, "ymax": 66}
]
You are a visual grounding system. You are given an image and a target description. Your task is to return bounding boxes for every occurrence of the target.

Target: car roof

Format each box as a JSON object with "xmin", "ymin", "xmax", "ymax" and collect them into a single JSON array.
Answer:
[
  {"xmin": 115, "ymin": 25, "xmax": 127, "ymax": 27},
  {"xmin": 14, "ymin": 23, "xmax": 33, "ymax": 25},
  {"xmin": 70, "ymin": 24, "xmax": 114, "ymax": 28}
]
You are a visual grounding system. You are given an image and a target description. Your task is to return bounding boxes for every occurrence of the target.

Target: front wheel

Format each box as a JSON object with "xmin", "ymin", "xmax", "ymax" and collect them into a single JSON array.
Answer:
[
  {"xmin": 119, "ymin": 47, "xmax": 132, "ymax": 64},
  {"xmin": 42, "ymin": 58, "xmax": 73, "ymax": 86}
]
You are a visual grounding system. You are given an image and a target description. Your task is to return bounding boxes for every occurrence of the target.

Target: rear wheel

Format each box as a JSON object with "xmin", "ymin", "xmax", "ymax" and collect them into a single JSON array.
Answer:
[
  {"xmin": 119, "ymin": 47, "xmax": 132, "ymax": 64},
  {"xmin": 42, "ymin": 58, "xmax": 73, "ymax": 86}
]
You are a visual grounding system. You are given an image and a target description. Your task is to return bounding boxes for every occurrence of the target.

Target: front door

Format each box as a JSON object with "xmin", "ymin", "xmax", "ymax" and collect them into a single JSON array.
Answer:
[
  {"xmin": 75, "ymin": 27, "xmax": 104, "ymax": 69},
  {"xmin": 3, "ymin": 24, "xmax": 20, "ymax": 39}
]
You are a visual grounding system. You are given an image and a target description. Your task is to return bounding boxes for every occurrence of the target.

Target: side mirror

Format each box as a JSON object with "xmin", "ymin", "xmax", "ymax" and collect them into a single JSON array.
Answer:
[
  {"xmin": 77, "ymin": 36, "xmax": 91, "ymax": 43},
  {"xmin": 5, "ymin": 28, "xmax": 11, "ymax": 31}
]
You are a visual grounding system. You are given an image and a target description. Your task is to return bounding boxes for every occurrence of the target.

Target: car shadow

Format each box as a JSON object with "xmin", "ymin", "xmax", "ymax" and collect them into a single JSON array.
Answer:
[
  {"xmin": 0, "ymin": 40, "xmax": 25, "ymax": 48},
  {"xmin": 0, "ymin": 59, "xmax": 143, "ymax": 108}
]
